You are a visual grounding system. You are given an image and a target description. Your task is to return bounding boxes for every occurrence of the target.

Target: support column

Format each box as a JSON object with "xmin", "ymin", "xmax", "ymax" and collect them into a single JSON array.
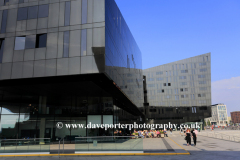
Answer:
[{"xmin": 39, "ymin": 96, "xmax": 47, "ymax": 144}]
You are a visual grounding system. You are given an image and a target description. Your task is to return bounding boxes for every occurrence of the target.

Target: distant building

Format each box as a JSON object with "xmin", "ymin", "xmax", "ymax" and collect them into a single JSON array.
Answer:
[
  {"xmin": 231, "ymin": 111, "xmax": 240, "ymax": 124},
  {"xmin": 205, "ymin": 104, "xmax": 228, "ymax": 126},
  {"xmin": 143, "ymin": 53, "xmax": 212, "ymax": 125},
  {"xmin": 228, "ymin": 117, "xmax": 232, "ymax": 125}
]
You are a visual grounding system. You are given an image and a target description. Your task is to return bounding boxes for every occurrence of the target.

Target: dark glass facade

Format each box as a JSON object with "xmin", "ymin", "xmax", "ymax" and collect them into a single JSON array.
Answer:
[
  {"xmin": 105, "ymin": 0, "xmax": 144, "ymax": 108},
  {"xmin": 0, "ymin": 0, "xmax": 144, "ymax": 142}
]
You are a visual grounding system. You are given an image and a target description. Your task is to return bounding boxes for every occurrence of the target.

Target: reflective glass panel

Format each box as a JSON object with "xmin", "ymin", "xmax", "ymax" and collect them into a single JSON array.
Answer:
[
  {"xmin": 25, "ymin": 35, "xmax": 36, "ymax": 49},
  {"xmin": 0, "ymin": 39, "xmax": 5, "ymax": 63},
  {"xmin": 14, "ymin": 37, "xmax": 26, "ymax": 50},
  {"xmin": 38, "ymin": 5, "xmax": 49, "ymax": 18},
  {"xmin": 0, "ymin": 10, "xmax": 8, "ymax": 33},
  {"xmin": 82, "ymin": 0, "xmax": 87, "ymax": 24},
  {"xmin": 63, "ymin": 31, "xmax": 69, "ymax": 57},
  {"xmin": 64, "ymin": 1, "xmax": 71, "ymax": 26},
  {"xmin": 81, "ymin": 29, "xmax": 87, "ymax": 56},
  {"xmin": 17, "ymin": 7, "xmax": 28, "ymax": 21},
  {"xmin": 28, "ymin": 6, "xmax": 38, "ymax": 19}
]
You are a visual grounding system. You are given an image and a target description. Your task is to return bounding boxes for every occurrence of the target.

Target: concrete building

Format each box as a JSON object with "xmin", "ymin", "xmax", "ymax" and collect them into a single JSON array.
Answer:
[{"xmin": 205, "ymin": 104, "xmax": 228, "ymax": 126}]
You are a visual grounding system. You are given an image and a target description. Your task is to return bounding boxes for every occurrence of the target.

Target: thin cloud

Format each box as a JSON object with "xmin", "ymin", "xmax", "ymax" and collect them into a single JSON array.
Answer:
[{"xmin": 212, "ymin": 76, "xmax": 240, "ymax": 116}]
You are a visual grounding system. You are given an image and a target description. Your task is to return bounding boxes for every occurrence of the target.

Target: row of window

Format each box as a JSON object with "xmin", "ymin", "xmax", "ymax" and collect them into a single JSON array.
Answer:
[
  {"xmin": 14, "ymin": 34, "xmax": 47, "ymax": 50},
  {"xmin": 1, "ymin": 0, "xmax": 88, "ymax": 34},
  {"xmin": 17, "ymin": 5, "xmax": 49, "ymax": 21}
]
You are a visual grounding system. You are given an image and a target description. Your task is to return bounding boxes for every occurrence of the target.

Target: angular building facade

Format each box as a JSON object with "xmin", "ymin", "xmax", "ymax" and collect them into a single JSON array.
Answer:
[
  {"xmin": 0, "ymin": 0, "xmax": 143, "ymax": 140},
  {"xmin": 0, "ymin": 0, "xmax": 212, "ymax": 142},
  {"xmin": 143, "ymin": 53, "xmax": 212, "ymax": 125}
]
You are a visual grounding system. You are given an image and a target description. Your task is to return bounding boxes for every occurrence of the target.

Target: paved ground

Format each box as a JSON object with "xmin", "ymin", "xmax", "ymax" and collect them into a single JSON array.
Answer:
[{"xmin": 1, "ymin": 130, "xmax": 240, "ymax": 160}]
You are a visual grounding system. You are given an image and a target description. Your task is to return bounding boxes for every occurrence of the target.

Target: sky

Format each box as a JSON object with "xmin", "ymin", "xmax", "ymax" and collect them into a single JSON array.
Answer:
[{"xmin": 115, "ymin": 0, "xmax": 240, "ymax": 116}]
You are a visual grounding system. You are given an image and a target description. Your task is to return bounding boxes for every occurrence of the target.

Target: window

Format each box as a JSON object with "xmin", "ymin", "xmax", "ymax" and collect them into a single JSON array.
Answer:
[
  {"xmin": 162, "ymin": 89, "xmax": 164, "ymax": 93},
  {"xmin": 63, "ymin": 31, "xmax": 70, "ymax": 57},
  {"xmin": 28, "ymin": 6, "xmax": 38, "ymax": 19},
  {"xmin": 199, "ymin": 81, "xmax": 207, "ymax": 84},
  {"xmin": 82, "ymin": 0, "xmax": 87, "ymax": 24},
  {"xmin": 200, "ymin": 68, "xmax": 207, "ymax": 72},
  {"xmin": 0, "ymin": 10, "xmax": 8, "ymax": 34},
  {"xmin": 0, "ymin": 39, "xmax": 5, "ymax": 63},
  {"xmin": 38, "ymin": 5, "xmax": 49, "ymax": 18},
  {"xmin": 199, "ymin": 62, "xmax": 207, "ymax": 66},
  {"xmin": 64, "ymin": 2, "xmax": 71, "ymax": 26},
  {"xmin": 81, "ymin": 29, "xmax": 87, "ymax": 56},
  {"xmin": 179, "ymin": 76, "xmax": 187, "ymax": 79},
  {"xmin": 36, "ymin": 34, "xmax": 47, "ymax": 48},
  {"xmin": 180, "ymin": 88, "xmax": 183, "ymax": 92},
  {"xmin": 17, "ymin": 7, "xmax": 28, "ymax": 21},
  {"xmin": 168, "ymin": 83, "xmax": 171, "ymax": 86},
  {"xmin": 198, "ymin": 75, "xmax": 206, "ymax": 78},
  {"xmin": 156, "ymin": 78, "xmax": 163, "ymax": 81},
  {"xmin": 156, "ymin": 71, "xmax": 163, "ymax": 75},
  {"xmin": 181, "ymin": 82, "xmax": 187, "ymax": 85},
  {"xmin": 15, "ymin": 34, "xmax": 46, "ymax": 50},
  {"xmin": 163, "ymin": 83, "xmax": 166, "ymax": 86},
  {"xmin": 4, "ymin": 0, "xmax": 9, "ymax": 5},
  {"xmin": 181, "ymin": 70, "xmax": 188, "ymax": 73},
  {"xmin": 14, "ymin": 37, "xmax": 26, "ymax": 50},
  {"xmin": 19, "ymin": 0, "xmax": 24, "ymax": 3},
  {"xmin": 25, "ymin": 35, "xmax": 36, "ymax": 49}
]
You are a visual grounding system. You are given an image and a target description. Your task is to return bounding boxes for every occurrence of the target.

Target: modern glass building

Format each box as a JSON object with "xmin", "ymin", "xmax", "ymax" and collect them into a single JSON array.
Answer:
[
  {"xmin": 143, "ymin": 53, "xmax": 212, "ymax": 125},
  {"xmin": 0, "ymin": 0, "xmax": 212, "ymax": 142},
  {"xmin": 0, "ymin": 0, "xmax": 143, "ymax": 141}
]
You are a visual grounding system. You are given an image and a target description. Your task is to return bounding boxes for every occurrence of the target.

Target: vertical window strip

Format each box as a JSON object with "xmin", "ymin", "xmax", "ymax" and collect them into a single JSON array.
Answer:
[
  {"xmin": 81, "ymin": 0, "xmax": 88, "ymax": 24},
  {"xmin": 64, "ymin": 1, "xmax": 71, "ymax": 26},
  {"xmin": 0, "ymin": 39, "xmax": 5, "ymax": 63},
  {"xmin": 63, "ymin": 31, "xmax": 70, "ymax": 58},
  {"xmin": 1, "ymin": 10, "xmax": 8, "ymax": 34},
  {"xmin": 81, "ymin": 29, "xmax": 87, "ymax": 56}
]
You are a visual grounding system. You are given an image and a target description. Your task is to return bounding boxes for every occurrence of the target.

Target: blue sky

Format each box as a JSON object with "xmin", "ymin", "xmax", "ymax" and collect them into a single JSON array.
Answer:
[{"xmin": 115, "ymin": 0, "xmax": 240, "ymax": 115}]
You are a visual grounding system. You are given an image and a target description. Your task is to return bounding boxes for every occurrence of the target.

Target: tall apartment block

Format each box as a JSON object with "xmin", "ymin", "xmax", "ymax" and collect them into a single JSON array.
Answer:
[{"xmin": 143, "ymin": 53, "xmax": 211, "ymax": 125}]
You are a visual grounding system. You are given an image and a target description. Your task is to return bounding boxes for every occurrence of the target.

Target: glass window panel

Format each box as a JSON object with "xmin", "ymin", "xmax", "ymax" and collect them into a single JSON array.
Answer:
[
  {"xmin": 17, "ymin": 7, "xmax": 28, "ymax": 21},
  {"xmin": 1, "ymin": 10, "xmax": 8, "ymax": 33},
  {"xmin": 14, "ymin": 37, "xmax": 26, "ymax": 50},
  {"xmin": 28, "ymin": 6, "xmax": 38, "ymax": 19},
  {"xmin": 0, "ymin": 115, "xmax": 19, "ymax": 139},
  {"xmin": 38, "ymin": 4, "xmax": 49, "ymax": 18},
  {"xmin": 36, "ymin": 34, "xmax": 47, "ymax": 48},
  {"xmin": 64, "ymin": 1, "xmax": 71, "ymax": 26},
  {"xmin": 25, "ymin": 35, "xmax": 36, "ymax": 49},
  {"xmin": 81, "ymin": 29, "xmax": 87, "ymax": 56},
  {"xmin": 63, "ymin": 31, "xmax": 69, "ymax": 57},
  {"xmin": 4, "ymin": 0, "xmax": 9, "ymax": 5},
  {"xmin": 19, "ymin": 0, "xmax": 24, "ymax": 3},
  {"xmin": 0, "ymin": 39, "xmax": 5, "ymax": 63},
  {"xmin": 82, "ymin": 0, "xmax": 87, "ymax": 24}
]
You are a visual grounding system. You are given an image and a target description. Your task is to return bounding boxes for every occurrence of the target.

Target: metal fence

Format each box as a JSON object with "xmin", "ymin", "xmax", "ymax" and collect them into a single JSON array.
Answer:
[
  {"xmin": 0, "ymin": 138, "xmax": 50, "ymax": 153},
  {"xmin": 75, "ymin": 136, "xmax": 143, "ymax": 152}
]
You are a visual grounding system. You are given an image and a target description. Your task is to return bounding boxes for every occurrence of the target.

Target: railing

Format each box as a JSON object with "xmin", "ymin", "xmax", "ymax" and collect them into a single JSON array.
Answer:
[
  {"xmin": 199, "ymin": 132, "xmax": 240, "ymax": 143},
  {"xmin": 0, "ymin": 138, "xmax": 50, "ymax": 153},
  {"xmin": 58, "ymin": 137, "xmax": 64, "ymax": 156},
  {"xmin": 75, "ymin": 136, "xmax": 143, "ymax": 152}
]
